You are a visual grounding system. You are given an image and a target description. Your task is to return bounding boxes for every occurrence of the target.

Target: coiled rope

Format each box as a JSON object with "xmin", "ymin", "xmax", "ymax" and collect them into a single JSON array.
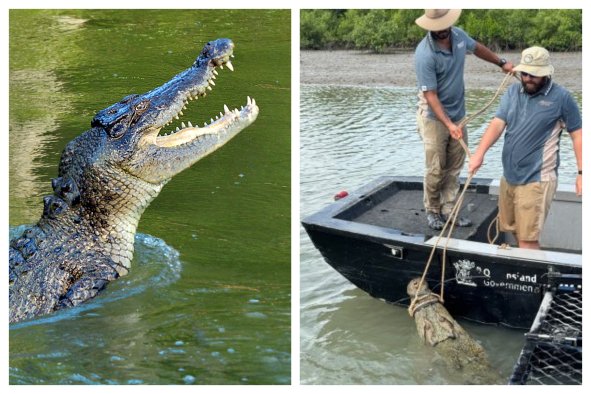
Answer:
[{"xmin": 408, "ymin": 72, "xmax": 515, "ymax": 317}]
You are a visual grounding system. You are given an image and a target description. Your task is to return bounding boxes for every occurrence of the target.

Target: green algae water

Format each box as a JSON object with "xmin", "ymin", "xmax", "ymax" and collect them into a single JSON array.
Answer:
[{"xmin": 9, "ymin": 9, "xmax": 290, "ymax": 384}]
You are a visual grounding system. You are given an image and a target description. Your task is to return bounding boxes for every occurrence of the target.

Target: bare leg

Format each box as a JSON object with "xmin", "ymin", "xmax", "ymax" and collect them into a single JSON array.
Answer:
[{"xmin": 518, "ymin": 240, "xmax": 540, "ymax": 250}]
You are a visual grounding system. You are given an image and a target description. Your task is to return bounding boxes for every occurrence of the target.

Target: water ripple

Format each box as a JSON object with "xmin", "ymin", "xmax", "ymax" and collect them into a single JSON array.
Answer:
[{"xmin": 9, "ymin": 227, "xmax": 183, "ymax": 329}]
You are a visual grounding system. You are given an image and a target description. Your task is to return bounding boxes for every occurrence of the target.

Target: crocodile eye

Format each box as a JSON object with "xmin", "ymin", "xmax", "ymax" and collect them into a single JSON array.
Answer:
[{"xmin": 134, "ymin": 101, "xmax": 149, "ymax": 112}]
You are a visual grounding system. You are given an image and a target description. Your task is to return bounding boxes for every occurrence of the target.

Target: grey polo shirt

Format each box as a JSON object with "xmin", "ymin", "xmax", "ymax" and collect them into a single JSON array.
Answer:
[
  {"xmin": 415, "ymin": 27, "xmax": 476, "ymax": 122},
  {"xmin": 496, "ymin": 80, "xmax": 582, "ymax": 185}
]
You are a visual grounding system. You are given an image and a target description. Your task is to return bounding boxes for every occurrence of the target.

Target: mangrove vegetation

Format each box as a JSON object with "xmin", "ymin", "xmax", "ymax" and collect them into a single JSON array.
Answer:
[{"xmin": 300, "ymin": 9, "xmax": 582, "ymax": 53}]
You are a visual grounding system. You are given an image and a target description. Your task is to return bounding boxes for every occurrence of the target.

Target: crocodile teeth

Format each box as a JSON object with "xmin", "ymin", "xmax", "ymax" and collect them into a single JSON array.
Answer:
[
  {"xmin": 210, "ymin": 80, "xmax": 215, "ymax": 86},
  {"xmin": 181, "ymin": 122, "xmax": 186, "ymax": 128},
  {"xmin": 206, "ymin": 86, "xmax": 212, "ymax": 91},
  {"xmin": 224, "ymin": 104, "xmax": 230, "ymax": 113},
  {"xmin": 226, "ymin": 61, "xmax": 234, "ymax": 72},
  {"xmin": 188, "ymin": 121, "xmax": 193, "ymax": 127},
  {"xmin": 213, "ymin": 70, "xmax": 218, "ymax": 76}
]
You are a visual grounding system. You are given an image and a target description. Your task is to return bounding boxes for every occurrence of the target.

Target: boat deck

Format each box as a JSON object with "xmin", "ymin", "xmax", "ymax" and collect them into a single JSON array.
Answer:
[{"xmin": 336, "ymin": 183, "xmax": 499, "ymax": 241}]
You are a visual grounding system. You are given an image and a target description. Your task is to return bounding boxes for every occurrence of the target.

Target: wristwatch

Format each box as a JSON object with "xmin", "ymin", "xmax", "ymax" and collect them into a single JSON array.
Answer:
[
  {"xmin": 498, "ymin": 58, "xmax": 507, "ymax": 68},
  {"xmin": 578, "ymin": 170, "xmax": 582, "ymax": 175}
]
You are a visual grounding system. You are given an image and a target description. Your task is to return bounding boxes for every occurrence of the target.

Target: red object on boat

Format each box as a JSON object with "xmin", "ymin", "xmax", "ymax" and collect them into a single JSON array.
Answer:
[{"xmin": 334, "ymin": 191, "xmax": 349, "ymax": 201}]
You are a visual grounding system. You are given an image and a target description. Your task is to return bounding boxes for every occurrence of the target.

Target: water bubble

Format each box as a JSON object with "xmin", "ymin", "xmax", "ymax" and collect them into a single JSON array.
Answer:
[
  {"xmin": 183, "ymin": 375, "xmax": 196, "ymax": 384},
  {"xmin": 245, "ymin": 311, "xmax": 267, "ymax": 319}
]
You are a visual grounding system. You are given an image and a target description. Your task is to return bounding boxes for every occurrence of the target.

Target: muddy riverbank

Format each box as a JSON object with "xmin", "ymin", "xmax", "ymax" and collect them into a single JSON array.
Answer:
[{"xmin": 300, "ymin": 50, "xmax": 582, "ymax": 92}]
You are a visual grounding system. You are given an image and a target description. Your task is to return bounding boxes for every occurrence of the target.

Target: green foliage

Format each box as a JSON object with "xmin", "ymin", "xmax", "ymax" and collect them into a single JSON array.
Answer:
[
  {"xmin": 300, "ymin": 9, "xmax": 582, "ymax": 52},
  {"xmin": 300, "ymin": 9, "xmax": 342, "ymax": 49}
]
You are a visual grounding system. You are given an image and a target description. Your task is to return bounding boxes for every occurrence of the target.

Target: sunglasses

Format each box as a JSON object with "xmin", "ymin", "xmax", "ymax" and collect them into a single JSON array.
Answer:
[{"xmin": 520, "ymin": 72, "xmax": 541, "ymax": 79}]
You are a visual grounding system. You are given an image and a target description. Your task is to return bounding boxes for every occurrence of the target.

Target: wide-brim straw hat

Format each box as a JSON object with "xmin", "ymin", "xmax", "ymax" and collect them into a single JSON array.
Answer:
[
  {"xmin": 513, "ymin": 46, "xmax": 555, "ymax": 77},
  {"xmin": 415, "ymin": 9, "xmax": 461, "ymax": 31}
]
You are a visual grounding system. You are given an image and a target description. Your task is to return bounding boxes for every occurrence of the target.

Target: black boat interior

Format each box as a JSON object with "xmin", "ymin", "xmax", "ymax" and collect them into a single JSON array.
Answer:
[
  {"xmin": 335, "ymin": 179, "xmax": 498, "ymax": 242},
  {"xmin": 334, "ymin": 178, "xmax": 581, "ymax": 254}
]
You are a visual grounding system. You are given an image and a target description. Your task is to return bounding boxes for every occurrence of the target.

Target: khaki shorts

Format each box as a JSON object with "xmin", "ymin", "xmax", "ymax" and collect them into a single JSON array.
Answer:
[{"xmin": 498, "ymin": 177, "xmax": 557, "ymax": 242}]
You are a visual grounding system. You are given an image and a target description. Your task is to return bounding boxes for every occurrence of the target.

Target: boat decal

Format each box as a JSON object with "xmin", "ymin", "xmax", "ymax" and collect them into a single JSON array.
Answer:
[
  {"xmin": 482, "ymin": 279, "xmax": 540, "ymax": 294},
  {"xmin": 482, "ymin": 271, "xmax": 540, "ymax": 293},
  {"xmin": 453, "ymin": 259, "xmax": 490, "ymax": 287},
  {"xmin": 453, "ymin": 259, "xmax": 540, "ymax": 293}
]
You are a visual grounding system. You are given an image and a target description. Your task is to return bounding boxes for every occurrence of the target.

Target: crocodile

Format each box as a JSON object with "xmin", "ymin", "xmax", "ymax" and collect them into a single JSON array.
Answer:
[
  {"xmin": 407, "ymin": 278, "xmax": 504, "ymax": 384},
  {"xmin": 9, "ymin": 38, "xmax": 259, "ymax": 323}
]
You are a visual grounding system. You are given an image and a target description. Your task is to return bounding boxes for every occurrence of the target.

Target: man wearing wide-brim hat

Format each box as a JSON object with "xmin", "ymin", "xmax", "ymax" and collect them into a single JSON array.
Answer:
[
  {"xmin": 469, "ymin": 46, "xmax": 582, "ymax": 250},
  {"xmin": 414, "ymin": 9, "xmax": 514, "ymax": 231}
]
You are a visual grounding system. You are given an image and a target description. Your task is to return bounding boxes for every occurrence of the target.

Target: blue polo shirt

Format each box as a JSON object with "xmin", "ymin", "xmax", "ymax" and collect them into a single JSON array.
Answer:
[
  {"xmin": 496, "ymin": 80, "xmax": 582, "ymax": 185},
  {"xmin": 415, "ymin": 27, "xmax": 477, "ymax": 122}
]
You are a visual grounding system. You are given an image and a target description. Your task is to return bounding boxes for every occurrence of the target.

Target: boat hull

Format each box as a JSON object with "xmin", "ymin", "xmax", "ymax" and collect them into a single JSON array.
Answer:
[{"xmin": 302, "ymin": 176, "xmax": 582, "ymax": 329}]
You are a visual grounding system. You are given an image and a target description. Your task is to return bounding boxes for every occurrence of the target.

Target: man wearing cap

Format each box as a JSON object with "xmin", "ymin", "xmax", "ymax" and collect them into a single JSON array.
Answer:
[
  {"xmin": 468, "ymin": 46, "xmax": 582, "ymax": 250},
  {"xmin": 415, "ymin": 9, "xmax": 514, "ymax": 230}
]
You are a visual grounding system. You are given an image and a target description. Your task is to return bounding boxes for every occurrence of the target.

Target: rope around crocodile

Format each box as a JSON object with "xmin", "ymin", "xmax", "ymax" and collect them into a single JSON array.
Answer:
[{"xmin": 408, "ymin": 71, "xmax": 516, "ymax": 317}]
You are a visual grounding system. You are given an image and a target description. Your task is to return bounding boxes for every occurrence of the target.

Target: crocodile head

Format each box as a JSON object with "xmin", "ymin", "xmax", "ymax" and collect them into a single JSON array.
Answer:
[
  {"xmin": 42, "ymin": 38, "xmax": 258, "ymax": 270},
  {"xmin": 88, "ymin": 38, "xmax": 259, "ymax": 184},
  {"xmin": 407, "ymin": 278, "xmax": 431, "ymax": 298}
]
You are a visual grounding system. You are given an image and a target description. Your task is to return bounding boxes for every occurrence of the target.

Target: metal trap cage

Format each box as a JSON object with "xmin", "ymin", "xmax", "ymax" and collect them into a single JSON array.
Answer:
[{"xmin": 509, "ymin": 273, "xmax": 582, "ymax": 385}]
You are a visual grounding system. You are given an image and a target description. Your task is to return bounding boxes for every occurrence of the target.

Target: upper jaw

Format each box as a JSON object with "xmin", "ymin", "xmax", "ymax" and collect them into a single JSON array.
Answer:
[
  {"xmin": 121, "ymin": 38, "xmax": 259, "ymax": 184},
  {"xmin": 139, "ymin": 38, "xmax": 246, "ymax": 148}
]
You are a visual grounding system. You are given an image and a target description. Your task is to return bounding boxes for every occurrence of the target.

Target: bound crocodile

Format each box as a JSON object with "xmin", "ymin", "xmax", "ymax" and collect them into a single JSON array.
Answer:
[
  {"xmin": 9, "ymin": 38, "xmax": 259, "ymax": 323},
  {"xmin": 407, "ymin": 278, "xmax": 504, "ymax": 384}
]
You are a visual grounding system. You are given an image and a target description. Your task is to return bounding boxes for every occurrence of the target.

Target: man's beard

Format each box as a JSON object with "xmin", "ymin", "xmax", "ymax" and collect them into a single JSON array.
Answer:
[
  {"xmin": 522, "ymin": 77, "xmax": 547, "ymax": 95},
  {"xmin": 431, "ymin": 28, "xmax": 451, "ymax": 40}
]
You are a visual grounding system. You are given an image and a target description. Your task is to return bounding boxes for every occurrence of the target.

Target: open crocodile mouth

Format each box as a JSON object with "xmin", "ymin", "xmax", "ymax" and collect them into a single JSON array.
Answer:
[
  {"xmin": 152, "ymin": 58, "xmax": 259, "ymax": 149},
  {"xmin": 155, "ymin": 96, "xmax": 258, "ymax": 148}
]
